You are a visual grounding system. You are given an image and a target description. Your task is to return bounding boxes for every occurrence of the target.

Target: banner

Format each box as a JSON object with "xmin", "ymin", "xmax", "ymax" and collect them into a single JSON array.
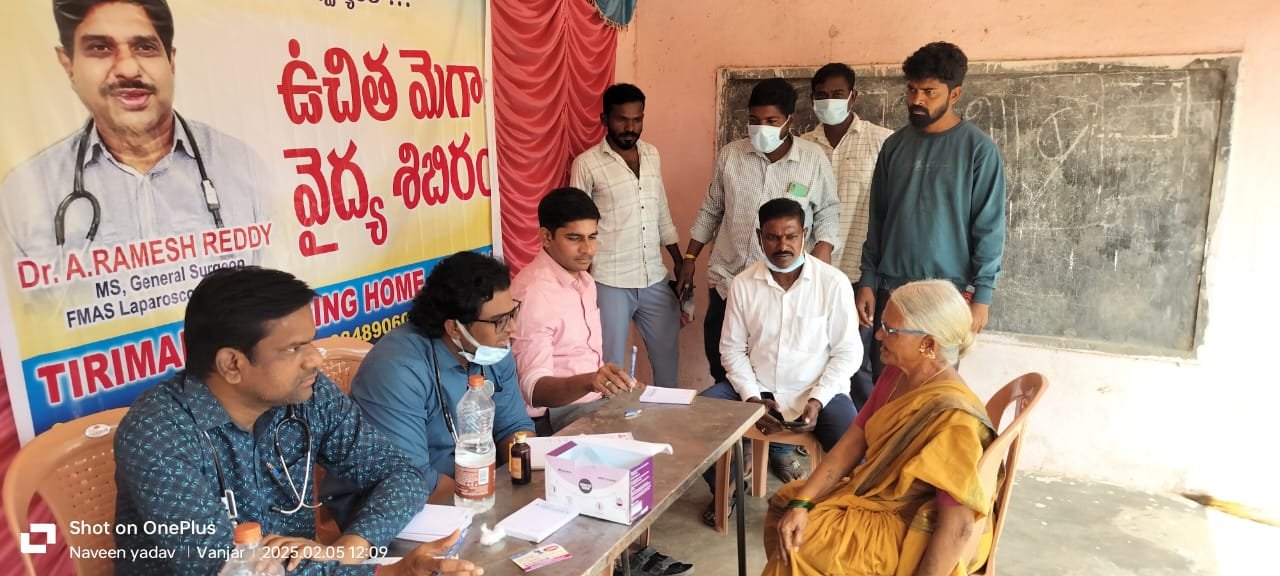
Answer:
[{"xmin": 0, "ymin": 0, "xmax": 494, "ymax": 442}]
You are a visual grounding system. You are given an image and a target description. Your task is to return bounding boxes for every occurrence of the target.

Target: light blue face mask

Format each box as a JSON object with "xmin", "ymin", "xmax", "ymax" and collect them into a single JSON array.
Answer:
[
  {"xmin": 764, "ymin": 251, "xmax": 805, "ymax": 274},
  {"xmin": 453, "ymin": 322, "xmax": 510, "ymax": 366}
]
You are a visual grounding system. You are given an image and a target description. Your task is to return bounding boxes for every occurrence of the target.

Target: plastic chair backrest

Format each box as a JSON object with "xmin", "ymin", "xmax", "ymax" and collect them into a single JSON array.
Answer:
[
  {"xmin": 971, "ymin": 373, "xmax": 1048, "ymax": 576},
  {"xmin": 3, "ymin": 407, "xmax": 129, "ymax": 576},
  {"xmin": 312, "ymin": 336, "xmax": 371, "ymax": 543},
  {"xmin": 315, "ymin": 336, "xmax": 372, "ymax": 395}
]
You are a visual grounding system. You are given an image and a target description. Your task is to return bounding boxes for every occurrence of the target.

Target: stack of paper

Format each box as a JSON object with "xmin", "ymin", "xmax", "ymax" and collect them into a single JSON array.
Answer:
[
  {"xmin": 396, "ymin": 504, "xmax": 475, "ymax": 543},
  {"xmin": 496, "ymin": 498, "xmax": 578, "ymax": 543},
  {"xmin": 638, "ymin": 386, "xmax": 696, "ymax": 405}
]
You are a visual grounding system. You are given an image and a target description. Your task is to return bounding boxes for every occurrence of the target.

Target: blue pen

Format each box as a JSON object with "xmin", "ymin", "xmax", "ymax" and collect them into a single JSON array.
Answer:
[{"xmin": 628, "ymin": 345, "xmax": 638, "ymax": 399}]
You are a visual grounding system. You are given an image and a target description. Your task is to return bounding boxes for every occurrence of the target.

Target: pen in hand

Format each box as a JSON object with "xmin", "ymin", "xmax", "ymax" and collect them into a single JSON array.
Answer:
[{"xmin": 628, "ymin": 345, "xmax": 638, "ymax": 399}]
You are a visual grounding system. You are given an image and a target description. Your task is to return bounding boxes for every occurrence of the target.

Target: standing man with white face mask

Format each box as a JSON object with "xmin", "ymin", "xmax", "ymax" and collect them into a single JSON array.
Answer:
[
  {"xmin": 800, "ymin": 63, "xmax": 892, "ymax": 409},
  {"xmin": 678, "ymin": 78, "xmax": 840, "ymax": 388}
]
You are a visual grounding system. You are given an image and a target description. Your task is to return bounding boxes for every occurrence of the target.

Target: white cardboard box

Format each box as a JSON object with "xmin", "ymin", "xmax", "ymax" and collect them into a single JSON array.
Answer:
[{"xmin": 544, "ymin": 441, "xmax": 654, "ymax": 525}]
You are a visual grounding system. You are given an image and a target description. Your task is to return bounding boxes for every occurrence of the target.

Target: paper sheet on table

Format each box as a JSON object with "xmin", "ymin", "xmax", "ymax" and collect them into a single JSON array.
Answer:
[
  {"xmin": 526, "ymin": 432, "xmax": 632, "ymax": 470},
  {"xmin": 638, "ymin": 386, "xmax": 696, "ymax": 405},
  {"xmin": 496, "ymin": 498, "xmax": 578, "ymax": 543},
  {"xmin": 396, "ymin": 503, "xmax": 474, "ymax": 542},
  {"xmin": 362, "ymin": 556, "xmax": 401, "ymax": 566}
]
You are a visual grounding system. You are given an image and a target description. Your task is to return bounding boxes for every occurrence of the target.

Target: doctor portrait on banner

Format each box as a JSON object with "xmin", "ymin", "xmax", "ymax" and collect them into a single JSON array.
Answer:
[{"xmin": 0, "ymin": 0, "xmax": 495, "ymax": 441}]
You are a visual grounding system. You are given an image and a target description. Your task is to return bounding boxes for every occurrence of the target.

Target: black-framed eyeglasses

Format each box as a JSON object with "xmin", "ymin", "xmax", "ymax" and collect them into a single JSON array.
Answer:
[{"xmin": 472, "ymin": 299, "xmax": 521, "ymax": 332}]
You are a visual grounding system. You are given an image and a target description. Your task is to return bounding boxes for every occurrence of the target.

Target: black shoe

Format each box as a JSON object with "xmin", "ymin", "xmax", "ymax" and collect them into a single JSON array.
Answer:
[
  {"xmin": 615, "ymin": 546, "xmax": 695, "ymax": 576},
  {"xmin": 701, "ymin": 494, "xmax": 737, "ymax": 527}
]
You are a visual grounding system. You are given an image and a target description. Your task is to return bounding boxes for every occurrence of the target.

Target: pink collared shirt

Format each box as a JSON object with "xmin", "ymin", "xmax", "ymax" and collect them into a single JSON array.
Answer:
[{"xmin": 510, "ymin": 249, "xmax": 605, "ymax": 416}]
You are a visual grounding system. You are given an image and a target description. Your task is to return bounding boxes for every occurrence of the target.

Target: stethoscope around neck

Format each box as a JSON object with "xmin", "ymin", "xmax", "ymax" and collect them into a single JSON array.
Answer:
[
  {"xmin": 193, "ymin": 404, "xmax": 319, "ymax": 521},
  {"xmin": 55, "ymin": 112, "xmax": 224, "ymax": 246}
]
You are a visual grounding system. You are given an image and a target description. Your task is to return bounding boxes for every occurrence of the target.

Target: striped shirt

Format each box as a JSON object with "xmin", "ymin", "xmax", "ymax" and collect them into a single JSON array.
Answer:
[
  {"xmin": 801, "ymin": 115, "xmax": 893, "ymax": 283},
  {"xmin": 569, "ymin": 138, "xmax": 678, "ymax": 289},
  {"xmin": 690, "ymin": 137, "xmax": 841, "ymax": 299}
]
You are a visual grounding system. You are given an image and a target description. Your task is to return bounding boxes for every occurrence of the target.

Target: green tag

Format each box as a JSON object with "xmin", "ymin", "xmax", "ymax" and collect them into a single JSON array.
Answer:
[{"xmin": 787, "ymin": 182, "xmax": 809, "ymax": 198}]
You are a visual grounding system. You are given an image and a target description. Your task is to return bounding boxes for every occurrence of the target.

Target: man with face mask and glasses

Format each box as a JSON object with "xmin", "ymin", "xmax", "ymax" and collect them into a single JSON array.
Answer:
[
  {"xmin": 800, "ymin": 63, "xmax": 892, "ymax": 409},
  {"xmin": 695, "ymin": 198, "xmax": 859, "ymax": 527},
  {"xmin": 335, "ymin": 251, "xmax": 534, "ymax": 506},
  {"xmin": 857, "ymin": 42, "xmax": 1007, "ymax": 382},
  {"xmin": 678, "ymin": 78, "xmax": 840, "ymax": 390}
]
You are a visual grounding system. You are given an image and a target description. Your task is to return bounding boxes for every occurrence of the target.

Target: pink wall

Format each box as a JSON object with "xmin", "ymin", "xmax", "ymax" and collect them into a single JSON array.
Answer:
[{"xmin": 621, "ymin": 0, "xmax": 1280, "ymax": 505}]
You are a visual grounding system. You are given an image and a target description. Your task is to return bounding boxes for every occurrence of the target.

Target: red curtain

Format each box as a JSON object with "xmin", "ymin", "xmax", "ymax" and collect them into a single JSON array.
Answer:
[{"xmin": 493, "ymin": 0, "xmax": 618, "ymax": 272}]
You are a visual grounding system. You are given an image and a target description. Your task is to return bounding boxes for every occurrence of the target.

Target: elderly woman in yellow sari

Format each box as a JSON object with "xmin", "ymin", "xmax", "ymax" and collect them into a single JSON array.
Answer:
[{"xmin": 764, "ymin": 280, "xmax": 996, "ymax": 576}]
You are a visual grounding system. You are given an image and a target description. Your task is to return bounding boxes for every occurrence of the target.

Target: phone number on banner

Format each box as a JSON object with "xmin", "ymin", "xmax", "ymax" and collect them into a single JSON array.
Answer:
[{"xmin": 337, "ymin": 311, "xmax": 408, "ymax": 341}]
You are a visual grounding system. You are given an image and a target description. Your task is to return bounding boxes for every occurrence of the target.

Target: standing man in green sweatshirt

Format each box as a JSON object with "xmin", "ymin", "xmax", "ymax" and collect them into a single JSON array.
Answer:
[{"xmin": 856, "ymin": 41, "xmax": 1006, "ymax": 380}]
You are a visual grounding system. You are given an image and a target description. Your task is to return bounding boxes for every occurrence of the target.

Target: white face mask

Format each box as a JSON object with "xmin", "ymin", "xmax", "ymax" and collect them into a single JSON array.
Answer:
[
  {"xmin": 748, "ymin": 117, "xmax": 790, "ymax": 154},
  {"xmin": 764, "ymin": 250, "xmax": 805, "ymax": 274},
  {"xmin": 813, "ymin": 97, "xmax": 851, "ymax": 126},
  {"xmin": 453, "ymin": 322, "xmax": 510, "ymax": 366}
]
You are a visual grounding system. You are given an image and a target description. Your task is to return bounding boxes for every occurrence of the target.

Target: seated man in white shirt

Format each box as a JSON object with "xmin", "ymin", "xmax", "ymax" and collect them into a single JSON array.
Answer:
[{"xmin": 697, "ymin": 197, "xmax": 860, "ymax": 526}]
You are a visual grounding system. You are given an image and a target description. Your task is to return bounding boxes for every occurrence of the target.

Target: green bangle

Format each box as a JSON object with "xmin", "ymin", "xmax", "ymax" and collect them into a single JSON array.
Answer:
[{"xmin": 787, "ymin": 498, "xmax": 815, "ymax": 510}]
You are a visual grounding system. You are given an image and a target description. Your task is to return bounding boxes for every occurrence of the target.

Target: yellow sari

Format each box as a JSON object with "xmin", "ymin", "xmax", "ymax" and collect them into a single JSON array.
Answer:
[{"xmin": 762, "ymin": 380, "xmax": 995, "ymax": 576}]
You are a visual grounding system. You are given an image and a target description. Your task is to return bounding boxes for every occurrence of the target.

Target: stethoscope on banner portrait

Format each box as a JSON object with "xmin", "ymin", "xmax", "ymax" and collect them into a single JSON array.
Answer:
[
  {"xmin": 55, "ymin": 112, "xmax": 225, "ymax": 246},
  {"xmin": 189, "ymin": 404, "xmax": 318, "ymax": 521}
]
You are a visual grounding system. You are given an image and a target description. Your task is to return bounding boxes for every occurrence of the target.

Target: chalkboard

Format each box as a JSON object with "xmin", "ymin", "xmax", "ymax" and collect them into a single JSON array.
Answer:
[{"xmin": 716, "ymin": 57, "xmax": 1236, "ymax": 355}]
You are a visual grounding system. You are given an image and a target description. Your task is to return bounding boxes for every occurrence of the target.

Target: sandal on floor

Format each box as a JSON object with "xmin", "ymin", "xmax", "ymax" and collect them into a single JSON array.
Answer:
[
  {"xmin": 795, "ymin": 445, "xmax": 809, "ymax": 457},
  {"xmin": 701, "ymin": 494, "xmax": 738, "ymax": 527},
  {"xmin": 616, "ymin": 546, "xmax": 695, "ymax": 576},
  {"xmin": 770, "ymin": 454, "xmax": 805, "ymax": 484}
]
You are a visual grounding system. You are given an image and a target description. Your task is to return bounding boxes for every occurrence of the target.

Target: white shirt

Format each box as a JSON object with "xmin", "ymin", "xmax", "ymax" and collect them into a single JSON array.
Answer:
[
  {"xmin": 720, "ymin": 257, "xmax": 860, "ymax": 420},
  {"xmin": 801, "ymin": 115, "xmax": 893, "ymax": 283},
  {"xmin": 690, "ymin": 137, "xmax": 841, "ymax": 299},
  {"xmin": 570, "ymin": 138, "xmax": 678, "ymax": 289}
]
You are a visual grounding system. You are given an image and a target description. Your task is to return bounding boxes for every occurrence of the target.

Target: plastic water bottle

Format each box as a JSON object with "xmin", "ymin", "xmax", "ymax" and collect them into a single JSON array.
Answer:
[
  {"xmin": 454, "ymin": 374, "xmax": 496, "ymax": 512},
  {"xmin": 219, "ymin": 522, "xmax": 284, "ymax": 576}
]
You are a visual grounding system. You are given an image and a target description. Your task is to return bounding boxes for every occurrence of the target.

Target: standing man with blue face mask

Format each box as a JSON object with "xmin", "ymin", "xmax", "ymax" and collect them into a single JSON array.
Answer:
[
  {"xmin": 333, "ymin": 251, "xmax": 534, "ymax": 507},
  {"xmin": 694, "ymin": 198, "xmax": 858, "ymax": 527},
  {"xmin": 677, "ymin": 78, "xmax": 840, "ymax": 389},
  {"xmin": 800, "ymin": 63, "xmax": 893, "ymax": 409}
]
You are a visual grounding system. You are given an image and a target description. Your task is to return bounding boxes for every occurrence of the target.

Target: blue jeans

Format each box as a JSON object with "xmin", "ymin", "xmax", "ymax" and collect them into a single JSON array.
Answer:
[
  {"xmin": 596, "ymin": 280, "xmax": 681, "ymax": 388},
  {"xmin": 698, "ymin": 381, "xmax": 857, "ymax": 495}
]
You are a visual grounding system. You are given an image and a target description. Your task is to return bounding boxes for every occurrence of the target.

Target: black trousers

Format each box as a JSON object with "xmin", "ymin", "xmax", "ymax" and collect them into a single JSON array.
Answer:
[
  {"xmin": 852, "ymin": 287, "xmax": 892, "ymax": 404},
  {"xmin": 703, "ymin": 288, "xmax": 729, "ymax": 383}
]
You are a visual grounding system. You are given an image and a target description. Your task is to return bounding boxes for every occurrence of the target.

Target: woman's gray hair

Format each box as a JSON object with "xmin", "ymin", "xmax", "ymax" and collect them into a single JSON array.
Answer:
[{"xmin": 889, "ymin": 280, "xmax": 975, "ymax": 364}]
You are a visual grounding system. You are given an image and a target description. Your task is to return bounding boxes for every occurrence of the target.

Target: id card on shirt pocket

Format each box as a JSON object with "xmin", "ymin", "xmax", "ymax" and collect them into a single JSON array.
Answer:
[{"xmin": 786, "ymin": 182, "xmax": 809, "ymax": 198}]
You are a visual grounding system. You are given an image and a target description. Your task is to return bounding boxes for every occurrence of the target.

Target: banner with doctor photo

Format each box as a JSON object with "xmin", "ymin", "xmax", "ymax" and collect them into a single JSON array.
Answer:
[{"xmin": 0, "ymin": 0, "xmax": 497, "ymax": 442}]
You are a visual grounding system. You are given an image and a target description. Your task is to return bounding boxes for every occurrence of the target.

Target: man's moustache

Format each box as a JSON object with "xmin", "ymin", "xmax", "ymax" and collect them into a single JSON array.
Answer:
[{"xmin": 103, "ymin": 81, "xmax": 157, "ymax": 95}]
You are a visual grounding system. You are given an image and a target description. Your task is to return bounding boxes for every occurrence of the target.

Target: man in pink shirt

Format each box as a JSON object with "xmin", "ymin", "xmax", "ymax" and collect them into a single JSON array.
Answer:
[{"xmin": 511, "ymin": 187, "xmax": 694, "ymax": 576}]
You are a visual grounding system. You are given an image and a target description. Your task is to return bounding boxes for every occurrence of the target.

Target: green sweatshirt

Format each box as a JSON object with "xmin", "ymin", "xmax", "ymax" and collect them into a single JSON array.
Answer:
[{"xmin": 859, "ymin": 120, "xmax": 1006, "ymax": 304}]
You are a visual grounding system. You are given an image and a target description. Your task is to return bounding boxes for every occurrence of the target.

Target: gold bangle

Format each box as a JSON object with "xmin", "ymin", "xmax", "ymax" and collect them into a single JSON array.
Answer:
[{"xmin": 683, "ymin": 252, "xmax": 697, "ymax": 260}]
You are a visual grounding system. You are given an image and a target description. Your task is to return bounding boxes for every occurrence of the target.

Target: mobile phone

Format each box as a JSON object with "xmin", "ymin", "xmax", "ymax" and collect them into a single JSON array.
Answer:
[{"xmin": 780, "ymin": 420, "xmax": 806, "ymax": 429}]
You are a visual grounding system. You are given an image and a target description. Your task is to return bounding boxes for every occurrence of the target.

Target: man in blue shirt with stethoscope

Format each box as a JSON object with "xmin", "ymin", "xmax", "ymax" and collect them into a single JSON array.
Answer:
[
  {"xmin": 334, "ymin": 251, "xmax": 534, "ymax": 506},
  {"xmin": 0, "ymin": 0, "xmax": 267, "ymax": 265},
  {"xmin": 113, "ymin": 266, "xmax": 483, "ymax": 575}
]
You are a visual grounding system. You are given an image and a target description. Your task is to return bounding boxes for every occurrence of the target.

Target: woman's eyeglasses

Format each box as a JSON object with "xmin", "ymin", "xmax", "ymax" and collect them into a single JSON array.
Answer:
[
  {"xmin": 472, "ymin": 300, "xmax": 522, "ymax": 332},
  {"xmin": 881, "ymin": 324, "xmax": 928, "ymax": 336}
]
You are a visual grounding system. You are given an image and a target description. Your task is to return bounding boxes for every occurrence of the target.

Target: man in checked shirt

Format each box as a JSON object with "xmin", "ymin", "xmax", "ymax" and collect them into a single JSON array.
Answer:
[
  {"xmin": 113, "ymin": 266, "xmax": 481, "ymax": 575},
  {"xmin": 570, "ymin": 83, "xmax": 683, "ymax": 389},
  {"xmin": 800, "ymin": 63, "xmax": 893, "ymax": 409},
  {"xmin": 676, "ymin": 78, "xmax": 841, "ymax": 399}
]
